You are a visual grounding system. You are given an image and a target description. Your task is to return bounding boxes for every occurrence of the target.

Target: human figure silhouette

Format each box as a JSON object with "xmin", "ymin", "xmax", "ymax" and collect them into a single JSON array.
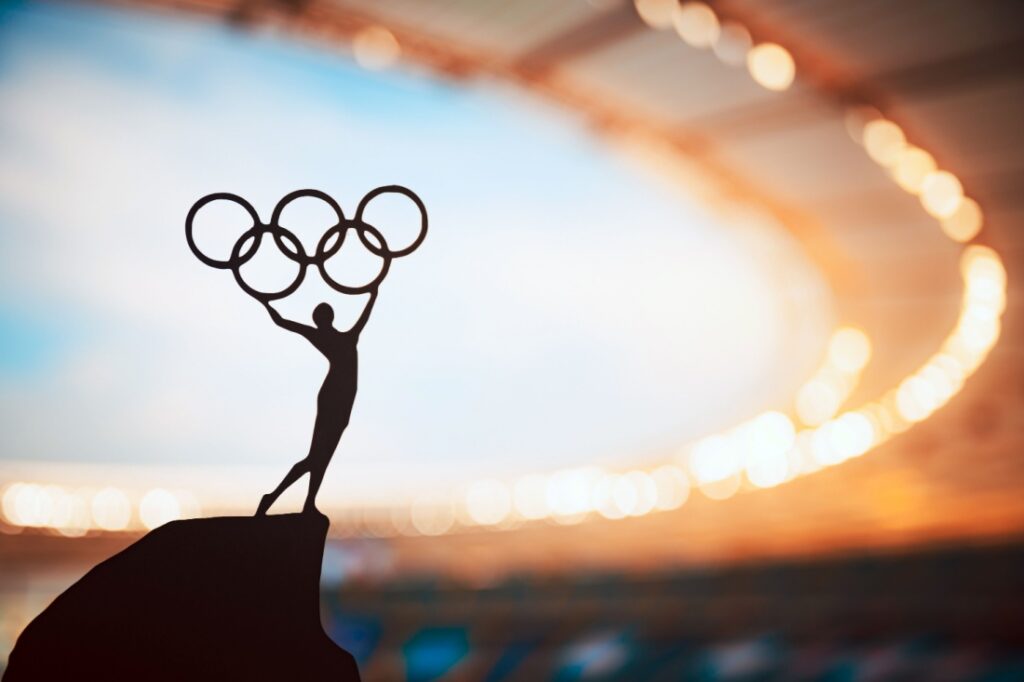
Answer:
[{"xmin": 255, "ymin": 291, "xmax": 377, "ymax": 515}]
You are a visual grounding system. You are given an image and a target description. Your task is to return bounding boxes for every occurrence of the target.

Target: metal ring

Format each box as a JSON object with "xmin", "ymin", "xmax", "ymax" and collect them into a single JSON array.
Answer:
[
  {"xmin": 315, "ymin": 220, "xmax": 392, "ymax": 295},
  {"xmin": 229, "ymin": 225, "xmax": 308, "ymax": 302},
  {"xmin": 354, "ymin": 185, "xmax": 428, "ymax": 258},
  {"xmin": 270, "ymin": 188, "xmax": 346, "ymax": 227},
  {"xmin": 185, "ymin": 193, "xmax": 261, "ymax": 270}
]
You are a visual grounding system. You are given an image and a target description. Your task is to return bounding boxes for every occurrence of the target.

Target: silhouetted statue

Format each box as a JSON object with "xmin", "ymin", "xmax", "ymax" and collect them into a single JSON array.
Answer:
[
  {"xmin": 256, "ymin": 293, "xmax": 377, "ymax": 515},
  {"xmin": 184, "ymin": 185, "xmax": 427, "ymax": 514},
  {"xmin": 2, "ymin": 188, "xmax": 427, "ymax": 681}
]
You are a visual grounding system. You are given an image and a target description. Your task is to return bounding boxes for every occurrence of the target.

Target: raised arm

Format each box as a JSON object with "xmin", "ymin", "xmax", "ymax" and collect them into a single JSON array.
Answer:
[
  {"xmin": 350, "ymin": 289, "xmax": 379, "ymax": 336},
  {"xmin": 262, "ymin": 301, "xmax": 314, "ymax": 338}
]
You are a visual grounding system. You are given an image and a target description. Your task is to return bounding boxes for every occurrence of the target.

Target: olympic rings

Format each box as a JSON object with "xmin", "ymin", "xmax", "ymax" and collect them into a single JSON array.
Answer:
[{"xmin": 185, "ymin": 186, "xmax": 427, "ymax": 302}]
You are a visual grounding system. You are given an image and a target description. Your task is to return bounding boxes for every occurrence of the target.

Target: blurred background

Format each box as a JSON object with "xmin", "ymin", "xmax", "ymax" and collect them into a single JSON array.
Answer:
[{"xmin": 1, "ymin": 0, "xmax": 1022, "ymax": 679}]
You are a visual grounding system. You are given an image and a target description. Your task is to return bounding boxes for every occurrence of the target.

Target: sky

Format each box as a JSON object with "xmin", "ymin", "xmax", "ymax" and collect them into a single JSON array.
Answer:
[{"xmin": 0, "ymin": 0, "xmax": 831, "ymax": 503}]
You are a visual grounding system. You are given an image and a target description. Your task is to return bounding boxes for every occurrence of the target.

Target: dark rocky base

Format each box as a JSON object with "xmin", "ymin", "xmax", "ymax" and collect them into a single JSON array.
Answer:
[{"xmin": 4, "ymin": 513, "xmax": 359, "ymax": 681}]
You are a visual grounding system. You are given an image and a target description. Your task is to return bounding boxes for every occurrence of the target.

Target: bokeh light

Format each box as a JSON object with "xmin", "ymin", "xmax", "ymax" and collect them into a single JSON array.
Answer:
[
  {"xmin": 622, "ymin": 471, "xmax": 658, "ymax": 516},
  {"xmin": 547, "ymin": 468, "xmax": 601, "ymax": 521},
  {"xmin": 410, "ymin": 494, "xmax": 455, "ymax": 536},
  {"xmin": 634, "ymin": 0, "xmax": 677, "ymax": 29},
  {"xmin": 698, "ymin": 472, "xmax": 741, "ymax": 500},
  {"xmin": 465, "ymin": 479, "xmax": 512, "ymax": 526},
  {"xmin": 689, "ymin": 435, "xmax": 738, "ymax": 485},
  {"xmin": 920, "ymin": 170, "xmax": 964, "ymax": 218},
  {"xmin": 139, "ymin": 488, "xmax": 182, "ymax": 530},
  {"xmin": 592, "ymin": 474, "xmax": 626, "ymax": 520},
  {"xmin": 745, "ymin": 446, "xmax": 789, "ymax": 488},
  {"xmin": 844, "ymin": 106, "xmax": 882, "ymax": 145},
  {"xmin": 91, "ymin": 487, "xmax": 131, "ymax": 531},
  {"xmin": 891, "ymin": 146, "xmax": 936, "ymax": 193},
  {"xmin": 796, "ymin": 379, "xmax": 842, "ymax": 426},
  {"xmin": 5, "ymin": 484, "xmax": 47, "ymax": 527},
  {"xmin": 650, "ymin": 465, "xmax": 690, "ymax": 510},
  {"xmin": 828, "ymin": 327, "xmax": 872, "ymax": 373},
  {"xmin": 673, "ymin": 2, "xmax": 720, "ymax": 48},
  {"xmin": 713, "ymin": 22, "xmax": 752, "ymax": 66},
  {"xmin": 747, "ymin": 43, "xmax": 796, "ymax": 91},
  {"xmin": 827, "ymin": 411, "xmax": 874, "ymax": 459},
  {"xmin": 795, "ymin": 327, "xmax": 870, "ymax": 426},
  {"xmin": 941, "ymin": 197, "xmax": 983, "ymax": 242},
  {"xmin": 352, "ymin": 26, "xmax": 400, "ymax": 71},
  {"xmin": 863, "ymin": 119, "xmax": 906, "ymax": 167}
]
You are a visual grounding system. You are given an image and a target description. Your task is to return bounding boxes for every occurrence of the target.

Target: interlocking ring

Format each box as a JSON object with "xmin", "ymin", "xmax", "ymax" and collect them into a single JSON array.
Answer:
[
  {"xmin": 185, "ymin": 186, "xmax": 427, "ymax": 302},
  {"xmin": 315, "ymin": 220, "xmax": 393, "ymax": 295},
  {"xmin": 184, "ymin": 193, "xmax": 261, "ymax": 270},
  {"xmin": 355, "ymin": 185, "xmax": 428, "ymax": 258}
]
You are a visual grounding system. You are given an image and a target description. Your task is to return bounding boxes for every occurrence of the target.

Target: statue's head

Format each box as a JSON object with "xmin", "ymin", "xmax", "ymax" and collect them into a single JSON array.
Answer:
[{"xmin": 312, "ymin": 302, "xmax": 334, "ymax": 329}]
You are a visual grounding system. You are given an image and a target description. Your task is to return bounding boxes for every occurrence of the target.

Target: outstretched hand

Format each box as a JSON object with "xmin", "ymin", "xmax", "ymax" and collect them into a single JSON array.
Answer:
[
  {"xmin": 261, "ymin": 300, "xmax": 288, "ymax": 327},
  {"xmin": 351, "ymin": 289, "xmax": 379, "ymax": 336},
  {"xmin": 261, "ymin": 300, "xmax": 315, "ymax": 338}
]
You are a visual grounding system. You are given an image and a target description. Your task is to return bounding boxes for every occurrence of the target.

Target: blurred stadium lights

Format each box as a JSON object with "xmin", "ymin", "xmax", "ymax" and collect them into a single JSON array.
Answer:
[
  {"xmin": 637, "ymin": 0, "xmax": 796, "ymax": 92},
  {"xmin": 137, "ymin": 231, "xmax": 999, "ymax": 537},
  {"xmin": 428, "ymin": 0, "xmax": 1006, "ymax": 534},
  {"xmin": 794, "ymin": 327, "xmax": 872, "ymax": 426},
  {"xmin": 0, "ymin": 0, "xmax": 1008, "ymax": 541},
  {"xmin": 2, "ymin": 1, "xmax": 1022, "ymax": 678},
  {"xmin": 0, "ymin": 481, "xmax": 198, "ymax": 535}
]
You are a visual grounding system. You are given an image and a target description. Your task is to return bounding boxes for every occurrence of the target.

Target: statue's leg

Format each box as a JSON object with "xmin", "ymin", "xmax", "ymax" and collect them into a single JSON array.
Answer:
[
  {"xmin": 303, "ymin": 419, "xmax": 347, "ymax": 514},
  {"xmin": 256, "ymin": 458, "xmax": 309, "ymax": 516},
  {"xmin": 304, "ymin": 465, "xmax": 326, "ymax": 514}
]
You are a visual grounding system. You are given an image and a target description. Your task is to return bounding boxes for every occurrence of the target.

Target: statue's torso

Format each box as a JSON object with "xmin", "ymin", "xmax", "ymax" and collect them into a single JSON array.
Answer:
[{"xmin": 312, "ymin": 330, "xmax": 358, "ymax": 409}]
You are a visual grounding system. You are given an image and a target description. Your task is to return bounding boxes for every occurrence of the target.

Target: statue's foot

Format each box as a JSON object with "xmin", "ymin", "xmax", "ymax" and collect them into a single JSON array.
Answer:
[
  {"xmin": 302, "ymin": 501, "xmax": 319, "ymax": 515},
  {"xmin": 255, "ymin": 494, "xmax": 274, "ymax": 517}
]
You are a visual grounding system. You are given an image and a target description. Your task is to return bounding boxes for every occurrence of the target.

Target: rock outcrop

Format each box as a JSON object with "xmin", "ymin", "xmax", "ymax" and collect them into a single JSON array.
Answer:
[{"xmin": 4, "ymin": 512, "xmax": 360, "ymax": 681}]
